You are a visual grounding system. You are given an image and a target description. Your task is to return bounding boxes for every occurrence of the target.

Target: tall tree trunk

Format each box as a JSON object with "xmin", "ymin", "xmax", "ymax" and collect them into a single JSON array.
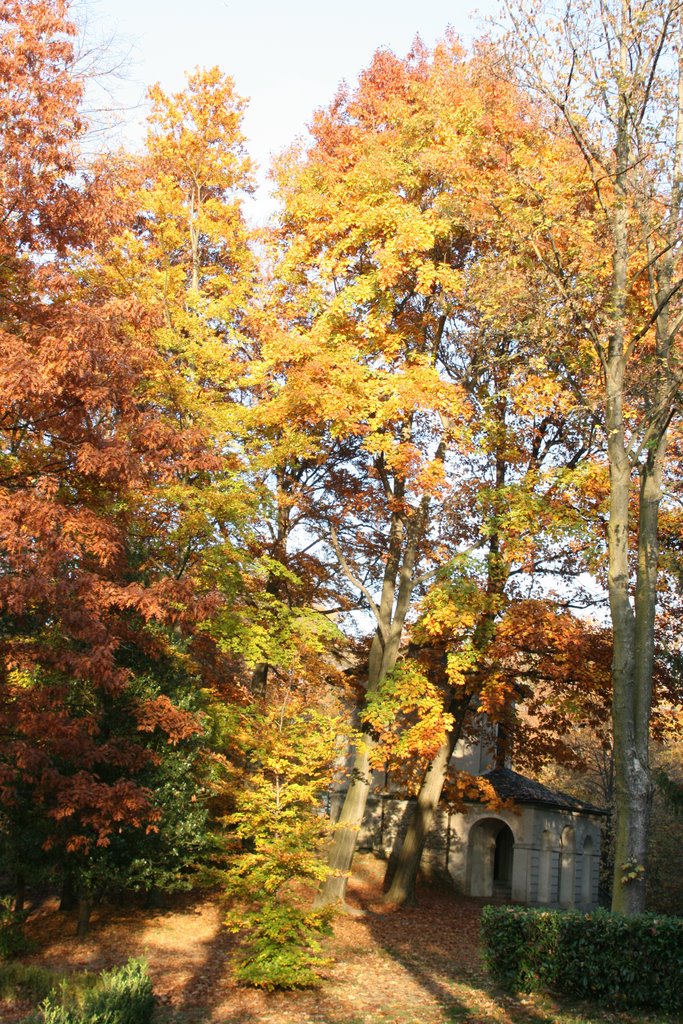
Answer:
[
  {"xmin": 382, "ymin": 439, "xmax": 508, "ymax": 907},
  {"xmin": 613, "ymin": 19, "xmax": 683, "ymax": 908},
  {"xmin": 607, "ymin": 21, "xmax": 644, "ymax": 911},
  {"xmin": 317, "ymin": 733, "xmax": 377, "ymax": 907},
  {"xmin": 382, "ymin": 430, "xmax": 509, "ymax": 905},
  {"xmin": 609, "ymin": 4, "xmax": 681, "ymax": 909},
  {"xmin": 314, "ymin": 620, "xmax": 409, "ymax": 907},
  {"xmin": 607, "ymin": 441, "xmax": 638, "ymax": 912},
  {"xmin": 503, "ymin": 0, "xmax": 683, "ymax": 916},
  {"xmin": 383, "ymin": 695, "xmax": 471, "ymax": 905},
  {"xmin": 315, "ymin": 502, "xmax": 427, "ymax": 908}
]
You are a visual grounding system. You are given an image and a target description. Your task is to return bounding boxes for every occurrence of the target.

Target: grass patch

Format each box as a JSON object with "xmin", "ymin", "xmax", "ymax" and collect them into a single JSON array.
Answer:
[
  {"xmin": 483, "ymin": 989, "xmax": 683, "ymax": 1024},
  {"xmin": 38, "ymin": 959, "xmax": 154, "ymax": 1024},
  {"xmin": 0, "ymin": 962, "xmax": 99, "ymax": 1005}
]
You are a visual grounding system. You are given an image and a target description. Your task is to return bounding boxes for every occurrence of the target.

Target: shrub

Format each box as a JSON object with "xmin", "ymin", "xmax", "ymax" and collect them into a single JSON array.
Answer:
[
  {"xmin": 481, "ymin": 905, "xmax": 683, "ymax": 1011},
  {"xmin": 0, "ymin": 896, "xmax": 30, "ymax": 958},
  {"xmin": 221, "ymin": 692, "xmax": 344, "ymax": 989},
  {"xmin": 230, "ymin": 900, "xmax": 333, "ymax": 990},
  {"xmin": 37, "ymin": 959, "xmax": 154, "ymax": 1024}
]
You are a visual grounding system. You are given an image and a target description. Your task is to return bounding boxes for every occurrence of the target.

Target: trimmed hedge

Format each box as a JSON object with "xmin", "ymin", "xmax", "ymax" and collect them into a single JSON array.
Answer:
[
  {"xmin": 38, "ymin": 959, "xmax": 154, "ymax": 1024},
  {"xmin": 481, "ymin": 905, "xmax": 683, "ymax": 1012}
]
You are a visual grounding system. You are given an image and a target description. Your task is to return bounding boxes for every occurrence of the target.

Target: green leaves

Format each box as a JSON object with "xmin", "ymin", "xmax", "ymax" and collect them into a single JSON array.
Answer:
[
  {"xmin": 220, "ymin": 693, "xmax": 345, "ymax": 988},
  {"xmin": 482, "ymin": 905, "xmax": 683, "ymax": 1011}
]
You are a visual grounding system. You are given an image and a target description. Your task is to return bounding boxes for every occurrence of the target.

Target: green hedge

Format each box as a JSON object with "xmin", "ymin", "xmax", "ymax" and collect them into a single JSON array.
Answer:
[
  {"xmin": 481, "ymin": 905, "xmax": 683, "ymax": 1011},
  {"xmin": 38, "ymin": 960, "xmax": 154, "ymax": 1024}
]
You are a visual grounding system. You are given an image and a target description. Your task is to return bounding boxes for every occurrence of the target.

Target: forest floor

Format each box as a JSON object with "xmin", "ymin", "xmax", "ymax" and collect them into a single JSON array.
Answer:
[{"xmin": 4, "ymin": 855, "xmax": 680, "ymax": 1024}]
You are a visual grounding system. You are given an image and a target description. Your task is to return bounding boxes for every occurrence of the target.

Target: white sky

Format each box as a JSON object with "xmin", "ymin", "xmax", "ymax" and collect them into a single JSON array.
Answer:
[{"xmin": 80, "ymin": 0, "xmax": 500, "ymax": 221}]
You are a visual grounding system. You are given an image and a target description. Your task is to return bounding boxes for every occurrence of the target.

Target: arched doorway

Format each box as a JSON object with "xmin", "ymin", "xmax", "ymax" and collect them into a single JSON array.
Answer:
[
  {"xmin": 467, "ymin": 818, "xmax": 515, "ymax": 898},
  {"xmin": 494, "ymin": 823, "xmax": 514, "ymax": 898}
]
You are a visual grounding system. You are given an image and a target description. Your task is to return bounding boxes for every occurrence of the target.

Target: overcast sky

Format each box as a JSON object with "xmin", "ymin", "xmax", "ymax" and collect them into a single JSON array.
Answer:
[{"xmin": 80, "ymin": 0, "xmax": 500, "ymax": 220}]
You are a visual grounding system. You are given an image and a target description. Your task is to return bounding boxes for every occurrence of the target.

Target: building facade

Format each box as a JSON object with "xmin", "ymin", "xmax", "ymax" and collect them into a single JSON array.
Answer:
[{"xmin": 331, "ymin": 734, "xmax": 606, "ymax": 908}]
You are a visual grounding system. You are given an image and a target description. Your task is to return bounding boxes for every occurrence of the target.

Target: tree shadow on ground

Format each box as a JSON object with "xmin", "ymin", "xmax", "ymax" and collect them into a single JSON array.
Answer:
[
  {"xmin": 20, "ymin": 888, "xmax": 388, "ymax": 1024},
  {"xmin": 16, "ymin": 868, "xmax": 669, "ymax": 1024},
  {"xmin": 343, "ymin": 857, "xmax": 622, "ymax": 1024},
  {"xmin": 19, "ymin": 881, "xmax": 493, "ymax": 1024},
  {"xmin": 21, "ymin": 891, "xmax": 244, "ymax": 1021}
]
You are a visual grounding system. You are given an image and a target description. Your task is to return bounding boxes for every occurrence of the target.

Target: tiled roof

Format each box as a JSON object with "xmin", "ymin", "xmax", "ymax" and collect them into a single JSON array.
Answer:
[{"xmin": 480, "ymin": 766, "xmax": 608, "ymax": 816}]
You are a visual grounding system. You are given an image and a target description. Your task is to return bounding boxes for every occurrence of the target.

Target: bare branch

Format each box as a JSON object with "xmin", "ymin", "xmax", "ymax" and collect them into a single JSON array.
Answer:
[{"xmin": 328, "ymin": 522, "xmax": 386, "ymax": 636}]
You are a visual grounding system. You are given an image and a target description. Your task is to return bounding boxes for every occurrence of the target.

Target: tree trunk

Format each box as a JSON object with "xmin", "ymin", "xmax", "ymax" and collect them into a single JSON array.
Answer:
[
  {"xmin": 382, "ymin": 452, "xmax": 508, "ymax": 908},
  {"xmin": 383, "ymin": 696, "xmax": 470, "ymax": 905},
  {"xmin": 315, "ymin": 500, "xmax": 428, "ymax": 908},
  {"xmin": 607, "ymin": 412, "xmax": 638, "ymax": 912},
  {"xmin": 189, "ymin": 186, "xmax": 200, "ymax": 292},
  {"xmin": 250, "ymin": 467, "xmax": 296, "ymax": 700},
  {"xmin": 612, "ymin": 25, "xmax": 683, "ymax": 907},
  {"xmin": 13, "ymin": 873, "xmax": 25, "ymax": 915},
  {"xmin": 502, "ymin": 0, "xmax": 683, "ymax": 917},
  {"xmin": 607, "ymin": 35, "xmax": 643, "ymax": 911},
  {"xmin": 382, "ymin": 434, "xmax": 508, "ymax": 906},
  {"xmin": 611, "ymin": 438, "xmax": 666, "ymax": 912},
  {"xmin": 76, "ymin": 894, "xmax": 92, "ymax": 938},
  {"xmin": 314, "ymin": 626, "xmax": 395, "ymax": 909},
  {"xmin": 314, "ymin": 738, "xmax": 376, "ymax": 906},
  {"xmin": 59, "ymin": 872, "xmax": 77, "ymax": 912}
]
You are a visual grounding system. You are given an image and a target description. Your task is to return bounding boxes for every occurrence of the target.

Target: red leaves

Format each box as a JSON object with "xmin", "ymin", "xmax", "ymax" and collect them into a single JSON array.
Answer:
[
  {"xmin": 55, "ymin": 775, "xmax": 159, "ymax": 852},
  {"xmin": 0, "ymin": 678, "xmax": 197, "ymax": 855},
  {"xmin": 135, "ymin": 695, "xmax": 202, "ymax": 744},
  {"xmin": 0, "ymin": 0, "xmax": 83, "ymax": 256}
]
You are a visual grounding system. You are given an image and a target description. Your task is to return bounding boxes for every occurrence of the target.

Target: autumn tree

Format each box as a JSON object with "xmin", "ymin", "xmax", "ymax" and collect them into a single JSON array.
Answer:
[
  {"xmin": 379, "ymin": 317, "xmax": 606, "ymax": 905},
  {"xmin": 262, "ymin": 38, "xmax": 602, "ymax": 908},
  {"xmin": 498, "ymin": 0, "xmax": 683, "ymax": 913},
  {"xmin": 0, "ymin": 7, "xmax": 257, "ymax": 929},
  {"xmin": 219, "ymin": 684, "xmax": 346, "ymax": 989},
  {"xmin": 0, "ymin": 0, "xmax": 83, "ymax": 261},
  {"xmin": 79, "ymin": 66, "xmax": 258, "ymax": 583},
  {"xmin": 86, "ymin": 68, "xmax": 337, "ymax": 700},
  {"xmin": 263, "ymin": 41, "xmax": 481, "ymax": 906},
  {"xmin": 373, "ymin": 67, "xmax": 619, "ymax": 903}
]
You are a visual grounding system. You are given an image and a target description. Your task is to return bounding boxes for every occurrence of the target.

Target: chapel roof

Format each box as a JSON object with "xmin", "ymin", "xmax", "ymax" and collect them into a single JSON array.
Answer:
[{"xmin": 481, "ymin": 766, "xmax": 608, "ymax": 816}]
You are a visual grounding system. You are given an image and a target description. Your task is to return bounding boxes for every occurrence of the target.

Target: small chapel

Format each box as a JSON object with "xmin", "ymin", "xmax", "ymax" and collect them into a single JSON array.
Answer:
[{"xmin": 330, "ymin": 729, "xmax": 606, "ymax": 908}]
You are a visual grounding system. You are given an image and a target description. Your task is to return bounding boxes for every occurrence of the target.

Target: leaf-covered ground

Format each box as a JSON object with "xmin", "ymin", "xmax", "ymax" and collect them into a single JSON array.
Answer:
[{"xmin": 7, "ymin": 855, "xmax": 679, "ymax": 1024}]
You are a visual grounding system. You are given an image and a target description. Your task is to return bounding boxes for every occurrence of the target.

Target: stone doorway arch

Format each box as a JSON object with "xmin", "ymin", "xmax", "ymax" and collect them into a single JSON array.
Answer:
[{"xmin": 467, "ymin": 818, "xmax": 515, "ymax": 898}]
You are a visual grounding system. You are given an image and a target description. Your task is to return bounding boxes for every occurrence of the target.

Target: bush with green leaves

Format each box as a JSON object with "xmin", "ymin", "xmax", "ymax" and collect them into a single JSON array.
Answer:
[
  {"xmin": 481, "ymin": 905, "xmax": 683, "ymax": 1011},
  {"xmin": 227, "ymin": 899, "xmax": 333, "ymax": 990},
  {"xmin": 37, "ymin": 959, "xmax": 154, "ymax": 1024},
  {"xmin": 0, "ymin": 897, "xmax": 30, "ymax": 958},
  {"xmin": 221, "ymin": 691, "xmax": 345, "ymax": 989}
]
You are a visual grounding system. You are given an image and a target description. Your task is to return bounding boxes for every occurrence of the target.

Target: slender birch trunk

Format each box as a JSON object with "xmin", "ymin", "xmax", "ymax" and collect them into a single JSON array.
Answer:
[{"xmin": 609, "ymin": 1, "xmax": 682, "ymax": 912}]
